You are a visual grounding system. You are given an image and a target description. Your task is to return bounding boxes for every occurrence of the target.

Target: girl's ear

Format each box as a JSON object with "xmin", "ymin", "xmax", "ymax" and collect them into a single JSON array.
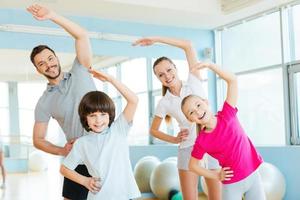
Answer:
[{"xmin": 204, "ymin": 99, "xmax": 209, "ymax": 105}]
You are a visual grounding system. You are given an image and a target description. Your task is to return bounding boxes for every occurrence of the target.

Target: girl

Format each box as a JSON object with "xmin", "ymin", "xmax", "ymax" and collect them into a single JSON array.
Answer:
[
  {"xmin": 133, "ymin": 37, "xmax": 221, "ymax": 200},
  {"xmin": 60, "ymin": 69, "xmax": 141, "ymax": 200},
  {"xmin": 181, "ymin": 62, "xmax": 265, "ymax": 200}
]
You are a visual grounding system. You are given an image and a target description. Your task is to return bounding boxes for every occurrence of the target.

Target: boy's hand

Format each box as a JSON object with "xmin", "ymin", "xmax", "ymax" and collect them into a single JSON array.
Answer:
[
  {"xmin": 84, "ymin": 177, "xmax": 102, "ymax": 194},
  {"xmin": 89, "ymin": 69, "xmax": 112, "ymax": 82}
]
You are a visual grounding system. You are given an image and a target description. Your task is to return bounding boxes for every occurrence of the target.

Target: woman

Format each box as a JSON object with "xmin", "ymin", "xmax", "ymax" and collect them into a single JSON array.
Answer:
[{"xmin": 133, "ymin": 37, "xmax": 221, "ymax": 200}]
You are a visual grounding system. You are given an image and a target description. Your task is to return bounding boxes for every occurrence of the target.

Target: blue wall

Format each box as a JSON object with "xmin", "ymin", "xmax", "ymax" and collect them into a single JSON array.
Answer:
[
  {"xmin": 0, "ymin": 9, "xmax": 213, "ymax": 59},
  {"xmin": 130, "ymin": 145, "xmax": 300, "ymax": 200},
  {"xmin": 258, "ymin": 146, "xmax": 300, "ymax": 200}
]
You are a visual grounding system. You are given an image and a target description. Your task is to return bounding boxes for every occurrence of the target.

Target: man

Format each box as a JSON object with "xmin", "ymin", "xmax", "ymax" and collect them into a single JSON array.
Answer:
[{"xmin": 27, "ymin": 4, "xmax": 96, "ymax": 200}]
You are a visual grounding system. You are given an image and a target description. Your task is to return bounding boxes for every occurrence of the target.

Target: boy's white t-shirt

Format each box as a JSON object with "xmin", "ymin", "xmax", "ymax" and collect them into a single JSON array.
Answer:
[
  {"xmin": 155, "ymin": 73, "xmax": 206, "ymax": 148},
  {"xmin": 63, "ymin": 114, "xmax": 141, "ymax": 200}
]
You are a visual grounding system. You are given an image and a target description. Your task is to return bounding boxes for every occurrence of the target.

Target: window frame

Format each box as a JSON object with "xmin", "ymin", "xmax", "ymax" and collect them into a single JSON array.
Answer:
[{"xmin": 288, "ymin": 62, "xmax": 300, "ymax": 144}]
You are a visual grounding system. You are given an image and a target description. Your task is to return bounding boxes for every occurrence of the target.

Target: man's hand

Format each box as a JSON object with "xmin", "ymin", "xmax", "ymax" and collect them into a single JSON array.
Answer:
[
  {"xmin": 27, "ymin": 4, "xmax": 55, "ymax": 21},
  {"xmin": 60, "ymin": 138, "xmax": 77, "ymax": 156}
]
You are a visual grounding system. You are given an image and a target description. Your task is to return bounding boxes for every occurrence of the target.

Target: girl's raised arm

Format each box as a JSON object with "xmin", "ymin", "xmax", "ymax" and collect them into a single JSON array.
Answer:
[{"xmin": 191, "ymin": 62, "xmax": 238, "ymax": 107}]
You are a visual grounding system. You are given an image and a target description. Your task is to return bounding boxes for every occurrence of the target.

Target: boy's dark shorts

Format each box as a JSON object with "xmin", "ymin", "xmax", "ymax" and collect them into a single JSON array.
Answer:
[{"xmin": 62, "ymin": 164, "xmax": 91, "ymax": 200}]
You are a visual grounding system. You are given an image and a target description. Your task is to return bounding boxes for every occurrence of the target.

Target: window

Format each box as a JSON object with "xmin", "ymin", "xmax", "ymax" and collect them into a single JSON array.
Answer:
[
  {"xmin": 221, "ymin": 11, "xmax": 281, "ymax": 72},
  {"xmin": 236, "ymin": 68, "xmax": 285, "ymax": 145},
  {"xmin": 123, "ymin": 93, "xmax": 149, "ymax": 145},
  {"xmin": 295, "ymin": 72, "xmax": 300, "ymax": 137},
  {"xmin": 120, "ymin": 58, "xmax": 149, "ymax": 145},
  {"xmin": 216, "ymin": 9, "xmax": 290, "ymax": 146},
  {"xmin": 93, "ymin": 77, "xmax": 104, "ymax": 93},
  {"xmin": 18, "ymin": 82, "xmax": 45, "ymax": 138},
  {"xmin": 217, "ymin": 68, "xmax": 285, "ymax": 145},
  {"xmin": 292, "ymin": 4, "xmax": 300, "ymax": 60},
  {"xmin": 18, "ymin": 82, "xmax": 66, "ymax": 144},
  {"xmin": 102, "ymin": 66, "xmax": 117, "ymax": 97},
  {"xmin": 121, "ymin": 58, "xmax": 147, "ymax": 93},
  {"xmin": 0, "ymin": 82, "xmax": 9, "ymax": 136},
  {"xmin": 151, "ymin": 93, "xmax": 172, "ymax": 144},
  {"xmin": 289, "ymin": 63, "xmax": 300, "ymax": 144}
]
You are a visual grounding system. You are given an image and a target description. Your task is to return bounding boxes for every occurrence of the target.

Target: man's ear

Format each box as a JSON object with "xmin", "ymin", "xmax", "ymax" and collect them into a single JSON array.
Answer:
[{"xmin": 35, "ymin": 67, "xmax": 42, "ymax": 74}]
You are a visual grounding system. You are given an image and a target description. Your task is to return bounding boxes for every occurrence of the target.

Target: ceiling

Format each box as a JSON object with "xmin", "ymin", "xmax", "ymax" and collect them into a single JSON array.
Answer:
[
  {"xmin": 0, "ymin": 0, "xmax": 295, "ymax": 29},
  {"xmin": 0, "ymin": 0, "xmax": 296, "ymax": 81}
]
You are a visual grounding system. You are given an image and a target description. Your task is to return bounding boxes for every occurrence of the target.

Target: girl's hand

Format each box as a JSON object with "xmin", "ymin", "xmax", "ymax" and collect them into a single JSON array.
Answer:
[
  {"xmin": 27, "ymin": 4, "xmax": 55, "ymax": 20},
  {"xmin": 132, "ymin": 37, "xmax": 157, "ymax": 46},
  {"xmin": 218, "ymin": 167, "xmax": 234, "ymax": 181},
  {"xmin": 174, "ymin": 128, "xmax": 189, "ymax": 143},
  {"xmin": 89, "ymin": 69, "xmax": 112, "ymax": 82},
  {"xmin": 83, "ymin": 177, "xmax": 102, "ymax": 194}
]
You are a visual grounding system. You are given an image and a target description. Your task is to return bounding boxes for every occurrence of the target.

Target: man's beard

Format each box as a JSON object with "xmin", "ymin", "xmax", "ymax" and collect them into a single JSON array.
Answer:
[{"xmin": 44, "ymin": 64, "xmax": 62, "ymax": 80}]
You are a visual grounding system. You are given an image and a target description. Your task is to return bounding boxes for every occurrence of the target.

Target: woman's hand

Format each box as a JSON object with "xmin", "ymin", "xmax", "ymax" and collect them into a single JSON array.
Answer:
[
  {"xmin": 174, "ymin": 128, "xmax": 189, "ymax": 143},
  {"xmin": 132, "ymin": 37, "xmax": 157, "ymax": 46},
  {"xmin": 83, "ymin": 177, "xmax": 102, "ymax": 194}
]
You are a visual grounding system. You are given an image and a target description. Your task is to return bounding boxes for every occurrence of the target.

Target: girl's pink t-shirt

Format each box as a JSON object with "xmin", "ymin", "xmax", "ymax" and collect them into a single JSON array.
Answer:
[{"xmin": 191, "ymin": 101, "xmax": 263, "ymax": 184}]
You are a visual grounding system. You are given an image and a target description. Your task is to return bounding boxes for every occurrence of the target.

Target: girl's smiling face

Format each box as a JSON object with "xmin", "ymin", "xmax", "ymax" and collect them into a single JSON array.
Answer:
[{"xmin": 182, "ymin": 96, "xmax": 211, "ymax": 125}]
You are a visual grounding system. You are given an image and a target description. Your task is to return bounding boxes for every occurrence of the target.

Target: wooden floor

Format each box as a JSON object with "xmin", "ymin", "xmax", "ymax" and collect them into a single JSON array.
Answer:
[
  {"xmin": 0, "ymin": 156, "xmax": 208, "ymax": 200},
  {"xmin": 0, "ymin": 170, "xmax": 208, "ymax": 200},
  {"xmin": 0, "ymin": 171, "xmax": 63, "ymax": 200},
  {"xmin": 143, "ymin": 193, "xmax": 207, "ymax": 200},
  {"xmin": 0, "ymin": 156, "xmax": 63, "ymax": 200}
]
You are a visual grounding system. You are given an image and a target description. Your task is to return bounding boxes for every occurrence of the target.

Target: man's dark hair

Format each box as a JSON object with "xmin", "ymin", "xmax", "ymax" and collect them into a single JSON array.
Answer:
[{"xmin": 30, "ymin": 45, "xmax": 56, "ymax": 67}]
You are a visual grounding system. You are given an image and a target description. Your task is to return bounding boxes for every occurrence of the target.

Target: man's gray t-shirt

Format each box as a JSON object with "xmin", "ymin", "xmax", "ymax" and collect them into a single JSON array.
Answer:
[{"xmin": 34, "ymin": 58, "xmax": 96, "ymax": 141}]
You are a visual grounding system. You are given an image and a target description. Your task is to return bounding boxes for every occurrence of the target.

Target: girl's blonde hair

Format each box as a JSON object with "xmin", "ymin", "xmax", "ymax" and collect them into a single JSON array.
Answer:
[{"xmin": 181, "ymin": 95, "xmax": 204, "ymax": 135}]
